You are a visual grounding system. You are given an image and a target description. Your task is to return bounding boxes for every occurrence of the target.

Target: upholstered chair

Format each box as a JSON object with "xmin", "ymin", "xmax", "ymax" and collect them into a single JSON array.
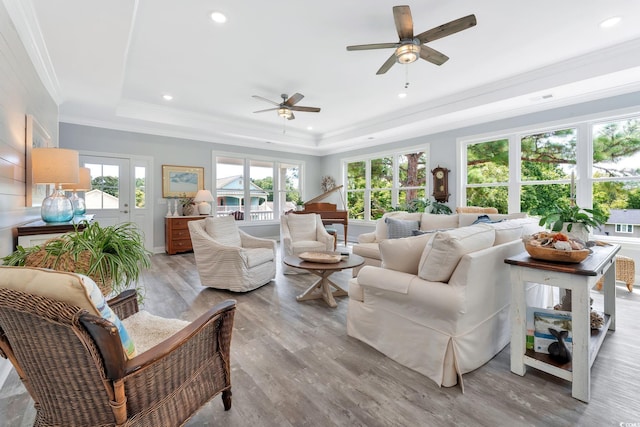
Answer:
[
  {"xmin": 188, "ymin": 216, "xmax": 276, "ymax": 291},
  {"xmin": 456, "ymin": 206, "xmax": 499, "ymax": 214},
  {"xmin": 280, "ymin": 213, "xmax": 335, "ymax": 274},
  {"xmin": 0, "ymin": 266, "xmax": 236, "ymax": 427}
]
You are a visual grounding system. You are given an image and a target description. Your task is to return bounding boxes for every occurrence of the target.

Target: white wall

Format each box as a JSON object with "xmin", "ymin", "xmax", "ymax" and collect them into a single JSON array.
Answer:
[{"xmin": 0, "ymin": 0, "xmax": 59, "ymax": 389}]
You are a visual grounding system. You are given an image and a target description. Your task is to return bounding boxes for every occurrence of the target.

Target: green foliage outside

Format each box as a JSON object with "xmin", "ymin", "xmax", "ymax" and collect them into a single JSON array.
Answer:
[{"xmin": 466, "ymin": 119, "xmax": 640, "ymax": 216}]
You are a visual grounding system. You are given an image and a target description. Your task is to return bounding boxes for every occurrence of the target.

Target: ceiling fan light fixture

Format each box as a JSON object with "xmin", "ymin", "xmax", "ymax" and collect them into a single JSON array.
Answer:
[
  {"xmin": 278, "ymin": 107, "xmax": 292, "ymax": 119},
  {"xmin": 395, "ymin": 44, "xmax": 420, "ymax": 64}
]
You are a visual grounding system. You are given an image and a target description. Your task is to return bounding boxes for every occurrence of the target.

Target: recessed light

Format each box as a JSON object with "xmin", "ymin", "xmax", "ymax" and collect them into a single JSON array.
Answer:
[
  {"xmin": 210, "ymin": 11, "xmax": 227, "ymax": 23},
  {"xmin": 307, "ymin": 126, "xmax": 313, "ymax": 130},
  {"xmin": 162, "ymin": 94, "xmax": 173, "ymax": 101},
  {"xmin": 600, "ymin": 16, "xmax": 621, "ymax": 28},
  {"xmin": 398, "ymin": 93, "xmax": 407, "ymax": 98}
]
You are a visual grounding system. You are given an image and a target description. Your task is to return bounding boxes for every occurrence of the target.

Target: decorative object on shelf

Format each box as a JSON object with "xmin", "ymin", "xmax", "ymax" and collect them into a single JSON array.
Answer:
[
  {"xmin": 162, "ymin": 164, "xmax": 204, "ymax": 198},
  {"xmin": 431, "ymin": 166, "xmax": 450, "ymax": 203},
  {"xmin": 298, "ymin": 252, "xmax": 342, "ymax": 264},
  {"xmin": 523, "ymin": 232, "xmax": 591, "ymax": 263},
  {"xmin": 320, "ymin": 175, "xmax": 336, "ymax": 193},
  {"xmin": 32, "ymin": 147, "xmax": 80, "ymax": 223},
  {"xmin": 553, "ymin": 291, "xmax": 604, "ymax": 330},
  {"xmin": 537, "ymin": 203, "xmax": 609, "ymax": 242},
  {"xmin": 194, "ymin": 189, "xmax": 214, "ymax": 215},
  {"xmin": 172, "ymin": 199, "xmax": 179, "ymax": 217},
  {"xmin": 166, "ymin": 199, "xmax": 173, "ymax": 217},
  {"xmin": 547, "ymin": 328, "xmax": 572, "ymax": 364},
  {"xmin": 179, "ymin": 193, "xmax": 197, "ymax": 216},
  {"xmin": 2, "ymin": 221, "xmax": 151, "ymax": 299},
  {"xmin": 61, "ymin": 167, "xmax": 91, "ymax": 215}
]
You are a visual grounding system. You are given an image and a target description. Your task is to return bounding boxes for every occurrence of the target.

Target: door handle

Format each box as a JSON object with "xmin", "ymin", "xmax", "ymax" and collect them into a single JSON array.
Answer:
[{"xmin": 121, "ymin": 210, "xmax": 129, "ymax": 214}]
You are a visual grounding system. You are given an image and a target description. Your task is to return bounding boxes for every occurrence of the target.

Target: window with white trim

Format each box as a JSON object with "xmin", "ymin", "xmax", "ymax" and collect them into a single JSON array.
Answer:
[{"xmin": 615, "ymin": 224, "xmax": 634, "ymax": 233}]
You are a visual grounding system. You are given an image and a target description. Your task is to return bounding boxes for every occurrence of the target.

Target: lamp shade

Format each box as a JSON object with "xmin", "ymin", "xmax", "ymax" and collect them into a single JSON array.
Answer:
[
  {"xmin": 194, "ymin": 190, "xmax": 214, "ymax": 203},
  {"xmin": 62, "ymin": 167, "xmax": 92, "ymax": 191},
  {"xmin": 32, "ymin": 148, "xmax": 79, "ymax": 185}
]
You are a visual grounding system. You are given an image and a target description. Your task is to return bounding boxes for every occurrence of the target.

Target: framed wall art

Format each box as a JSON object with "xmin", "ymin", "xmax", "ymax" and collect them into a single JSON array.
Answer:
[
  {"xmin": 162, "ymin": 165, "xmax": 204, "ymax": 198},
  {"xmin": 25, "ymin": 114, "xmax": 53, "ymax": 207}
]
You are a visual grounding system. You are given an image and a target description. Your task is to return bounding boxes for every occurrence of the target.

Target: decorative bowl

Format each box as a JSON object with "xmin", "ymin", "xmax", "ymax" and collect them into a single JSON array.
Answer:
[
  {"xmin": 524, "ymin": 242, "xmax": 591, "ymax": 263},
  {"xmin": 298, "ymin": 252, "xmax": 342, "ymax": 264}
]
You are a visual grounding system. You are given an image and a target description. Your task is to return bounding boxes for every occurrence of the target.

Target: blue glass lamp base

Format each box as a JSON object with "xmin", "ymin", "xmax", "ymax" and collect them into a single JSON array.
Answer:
[
  {"xmin": 69, "ymin": 192, "xmax": 87, "ymax": 215},
  {"xmin": 41, "ymin": 189, "xmax": 74, "ymax": 223}
]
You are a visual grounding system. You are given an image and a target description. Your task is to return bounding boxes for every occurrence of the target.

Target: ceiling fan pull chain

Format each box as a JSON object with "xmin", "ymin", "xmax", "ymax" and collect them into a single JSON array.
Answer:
[{"xmin": 404, "ymin": 65, "xmax": 410, "ymax": 89}]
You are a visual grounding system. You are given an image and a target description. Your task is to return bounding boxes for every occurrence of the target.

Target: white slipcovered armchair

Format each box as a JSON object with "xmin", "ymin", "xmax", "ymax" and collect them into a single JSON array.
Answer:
[
  {"xmin": 280, "ymin": 213, "xmax": 335, "ymax": 274},
  {"xmin": 188, "ymin": 216, "xmax": 276, "ymax": 291}
]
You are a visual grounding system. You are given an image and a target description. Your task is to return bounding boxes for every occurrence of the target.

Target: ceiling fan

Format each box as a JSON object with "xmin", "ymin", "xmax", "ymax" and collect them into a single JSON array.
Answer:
[
  {"xmin": 252, "ymin": 93, "xmax": 321, "ymax": 120},
  {"xmin": 346, "ymin": 5, "xmax": 477, "ymax": 75}
]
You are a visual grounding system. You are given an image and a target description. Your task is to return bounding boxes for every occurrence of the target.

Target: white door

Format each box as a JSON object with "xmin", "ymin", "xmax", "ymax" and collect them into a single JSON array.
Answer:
[{"xmin": 81, "ymin": 155, "xmax": 153, "ymax": 251}]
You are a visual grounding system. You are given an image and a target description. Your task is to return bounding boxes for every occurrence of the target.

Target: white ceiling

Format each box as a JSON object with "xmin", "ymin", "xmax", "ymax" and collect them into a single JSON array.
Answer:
[{"xmin": 8, "ymin": 0, "xmax": 640, "ymax": 155}]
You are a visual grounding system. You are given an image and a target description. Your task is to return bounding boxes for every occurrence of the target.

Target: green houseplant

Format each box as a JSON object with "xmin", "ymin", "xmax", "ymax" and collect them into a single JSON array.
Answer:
[
  {"xmin": 2, "ymin": 221, "xmax": 152, "ymax": 299},
  {"xmin": 537, "ymin": 204, "xmax": 609, "ymax": 237}
]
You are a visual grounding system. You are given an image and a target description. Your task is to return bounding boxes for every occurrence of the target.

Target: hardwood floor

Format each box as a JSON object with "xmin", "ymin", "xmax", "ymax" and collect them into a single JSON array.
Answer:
[{"xmin": 1, "ymin": 249, "xmax": 640, "ymax": 426}]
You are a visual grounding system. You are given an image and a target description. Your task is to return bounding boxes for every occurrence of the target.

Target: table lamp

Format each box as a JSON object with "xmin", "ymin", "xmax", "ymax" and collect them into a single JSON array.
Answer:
[
  {"xmin": 194, "ymin": 189, "xmax": 214, "ymax": 215},
  {"xmin": 32, "ymin": 148, "xmax": 79, "ymax": 222},
  {"xmin": 61, "ymin": 167, "xmax": 92, "ymax": 215}
]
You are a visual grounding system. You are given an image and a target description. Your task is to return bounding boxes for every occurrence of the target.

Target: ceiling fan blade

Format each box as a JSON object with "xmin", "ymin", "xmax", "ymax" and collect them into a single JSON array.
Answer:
[
  {"xmin": 376, "ymin": 53, "xmax": 397, "ymax": 75},
  {"xmin": 285, "ymin": 93, "xmax": 304, "ymax": 106},
  {"xmin": 253, "ymin": 108, "xmax": 279, "ymax": 113},
  {"xmin": 290, "ymin": 106, "xmax": 321, "ymax": 113},
  {"xmin": 287, "ymin": 112, "xmax": 295, "ymax": 120},
  {"xmin": 419, "ymin": 45, "xmax": 449, "ymax": 65},
  {"xmin": 252, "ymin": 95, "xmax": 279, "ymax": 106},
  {"xmin": 393, "ymin": 5, "xmax": 413, "ymax": 39},
  {"xmin": 347, "ymin": 42, "xmax": 398, "ymax": 51},
  {"xmin": 416, "ymin": 14, "xmax": 477, "ymax": 44}
]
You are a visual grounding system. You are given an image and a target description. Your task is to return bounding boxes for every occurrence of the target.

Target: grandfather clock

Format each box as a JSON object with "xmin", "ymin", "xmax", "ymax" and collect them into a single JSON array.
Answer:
[{"xmin": 431, "ymin": 166, "xmax": 450, "ymax": 203}]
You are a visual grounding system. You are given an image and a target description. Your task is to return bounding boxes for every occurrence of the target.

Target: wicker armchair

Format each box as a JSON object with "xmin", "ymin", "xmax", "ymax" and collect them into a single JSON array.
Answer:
[
  {"xmin": 595, "ymin": 255, "xmax": 635, "ymax": 292},
  {"xmin": 0, "ymin": 270, "xmax": 236, "ymax": 427}
]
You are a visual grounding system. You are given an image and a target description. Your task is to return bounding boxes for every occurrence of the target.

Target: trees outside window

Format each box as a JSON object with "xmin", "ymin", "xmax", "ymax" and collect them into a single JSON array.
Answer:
[{"xmin": 345, "ymin": 148, "xmax": 428, "ymax": 221}]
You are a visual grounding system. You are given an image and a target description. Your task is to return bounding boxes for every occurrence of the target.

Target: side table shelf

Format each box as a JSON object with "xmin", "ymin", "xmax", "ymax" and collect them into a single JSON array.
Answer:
[{"xmin": 505, "ymin": 244, "xmax": 620, "ymax": 403}]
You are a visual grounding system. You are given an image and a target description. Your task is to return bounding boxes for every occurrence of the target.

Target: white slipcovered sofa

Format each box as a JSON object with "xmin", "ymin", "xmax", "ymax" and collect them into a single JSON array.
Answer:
[
  {"xmin": 352, "ymin": 211, "xmax": 541, "ymax": 276},
  {"xmin": 347, "ymin": 220, "xmax": 550, "ymax": 389}
]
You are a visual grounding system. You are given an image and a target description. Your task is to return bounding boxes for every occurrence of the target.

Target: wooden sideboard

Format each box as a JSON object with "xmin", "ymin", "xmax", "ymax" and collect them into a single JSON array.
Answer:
[{"xmin": 165, "ymin": 216, "xmax": 206, "ymax": 255}]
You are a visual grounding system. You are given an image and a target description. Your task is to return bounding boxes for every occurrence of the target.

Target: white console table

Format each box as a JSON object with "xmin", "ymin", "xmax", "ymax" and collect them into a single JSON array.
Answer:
[{"xmin": 505, "ymin": 244, "xmax": 619, "ymax": 403}]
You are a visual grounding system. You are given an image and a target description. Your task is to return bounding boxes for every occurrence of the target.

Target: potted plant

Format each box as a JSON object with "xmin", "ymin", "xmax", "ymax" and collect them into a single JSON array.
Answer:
[
  {"xmin": 2, "ymin": 221, "xmax": 152, "ymax": 299},
  {"xmin": 537, "ymin": 204, "xmax": 609, "ymax": 241},
  {"xmin": 180, "ymin": 194, "xmax": 197, "ymax": 216},
  {"xmin": 295, "ymin": 196, "xmax": 305, "ymax": 211}
]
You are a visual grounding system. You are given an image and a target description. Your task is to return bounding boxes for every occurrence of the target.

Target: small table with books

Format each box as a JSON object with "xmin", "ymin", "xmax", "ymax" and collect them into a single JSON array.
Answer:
[{"xmin": 504, "ymin": 243, "xmax": 620, "ymax": 403}]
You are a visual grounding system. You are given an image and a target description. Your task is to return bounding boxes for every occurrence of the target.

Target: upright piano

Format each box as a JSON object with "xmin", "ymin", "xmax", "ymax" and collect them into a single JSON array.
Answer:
[{"xmin": 295, "ymin": 186, "xmax": 348, "ymax": 245}]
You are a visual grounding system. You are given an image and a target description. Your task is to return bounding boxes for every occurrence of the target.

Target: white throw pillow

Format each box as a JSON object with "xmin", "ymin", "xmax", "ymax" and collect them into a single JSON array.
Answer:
[
  {"xmin": 380, "ymin": 233, "xmax": 434, "ymax": 274},
  {"xmin": 286, "ymin": 214, "xmax": 317, "ymax": 241},
  {"xmin": 418, "ymin": 224, "xmax": 496, "ymax": 282},
  {"xmin": 420, "ymin": 213, "xmax": 460, "ymax": 231},
  {"xmin": 205, "ymin": 216, "xmax": 241, "ymax": 247}
]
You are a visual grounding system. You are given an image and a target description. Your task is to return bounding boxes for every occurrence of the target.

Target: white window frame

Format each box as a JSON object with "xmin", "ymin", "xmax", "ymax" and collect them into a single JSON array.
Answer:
[{"xmin": 342, "ymin": 144, "xmax": 430, "ymax": 222}]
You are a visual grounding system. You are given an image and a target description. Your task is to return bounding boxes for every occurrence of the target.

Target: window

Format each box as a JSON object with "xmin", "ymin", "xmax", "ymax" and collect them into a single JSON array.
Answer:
[
  {"xmin": 214, "ymin": 154, "xmax": 302, "ymax": 221},
  {"xmin": 460, "ymin": 112, "xmax": 640, "ymax": 239},
  {"xmin": 615, "ymin": 224, "xmax": 634, "ymax": 233},
  {"xmin": 344, "ymin": 147, "xmax": 428, "ymax": 221}
]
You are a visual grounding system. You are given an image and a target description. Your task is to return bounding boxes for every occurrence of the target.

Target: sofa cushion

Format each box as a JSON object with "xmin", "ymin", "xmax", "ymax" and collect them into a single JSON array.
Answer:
[
  {"xmin": 286, "ymin": 213, "xmax": 318, "ymax": 241},
  {"xmin": 420, "ymin": 213, "xmax": 460, "ymax": 231},
  {"xmin": 375, "ymin": 212, "xmax": 422, "ymax": 241},
  {"xmin": 122, "ymin": 310, "xmax": 189, "ymax": 354},
  {"xmin": 380, "ymin": 233, "xmax": 434, "ymax": 274},
  {"xmin": 487, "ymin": 221, "xmax": 524, "ymax": 245},
  {"xmin": 0, "ymin": 266, "xmax": 137, "ymax": 359},
  {"xmin": 205, "ymin": 216, "xmax": 241, "ymax": 247},
  {"xmin": 245, "ymin": 247, "xmax": 275, "ymax": 268},
  {"xmin": 418, "ymin": 224, "xmax": 496, "ymax": 282},
  {"xmin": 458, "ymin": 212, "xmax": 527, "ymax": 228},
  {"xmin": 385, "ymin": 217, "xmax": 420, "ymax": 239},
  {"xmin": 352, "ymin": 242, "xmax": 382, "ymax": 261}
]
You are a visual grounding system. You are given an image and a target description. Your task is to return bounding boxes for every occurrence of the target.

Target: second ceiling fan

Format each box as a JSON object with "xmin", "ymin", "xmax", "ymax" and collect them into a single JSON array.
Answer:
[
  {"xmin": 347, "ymin": 5, "xmax": 477, "ymax": 75},
  {"xmin": 252, "ymin": 93, "xmax": 321, "ymax": 120}
]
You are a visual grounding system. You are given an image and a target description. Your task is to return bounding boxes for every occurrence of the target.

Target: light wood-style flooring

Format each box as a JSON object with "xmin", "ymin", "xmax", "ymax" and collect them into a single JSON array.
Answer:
[{"xmin": 1, "ymin": 248, "xmax": 640, "ymax": 426}]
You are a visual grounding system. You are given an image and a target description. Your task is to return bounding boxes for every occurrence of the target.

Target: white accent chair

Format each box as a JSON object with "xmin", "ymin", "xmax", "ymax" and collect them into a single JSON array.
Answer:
[
  {"xmin": 280, "ymin": 213, "xmax": 335, "ymax": 274},
  {"xmin": 188, "ymin": 216, "xmax": 276, "ymax": 291}
]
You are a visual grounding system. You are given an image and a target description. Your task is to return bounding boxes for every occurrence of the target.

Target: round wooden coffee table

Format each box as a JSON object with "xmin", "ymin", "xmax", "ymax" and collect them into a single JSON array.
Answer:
[{"xmin": 283, "ymin": 253, "xmax": 364, "ymax": 308}]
